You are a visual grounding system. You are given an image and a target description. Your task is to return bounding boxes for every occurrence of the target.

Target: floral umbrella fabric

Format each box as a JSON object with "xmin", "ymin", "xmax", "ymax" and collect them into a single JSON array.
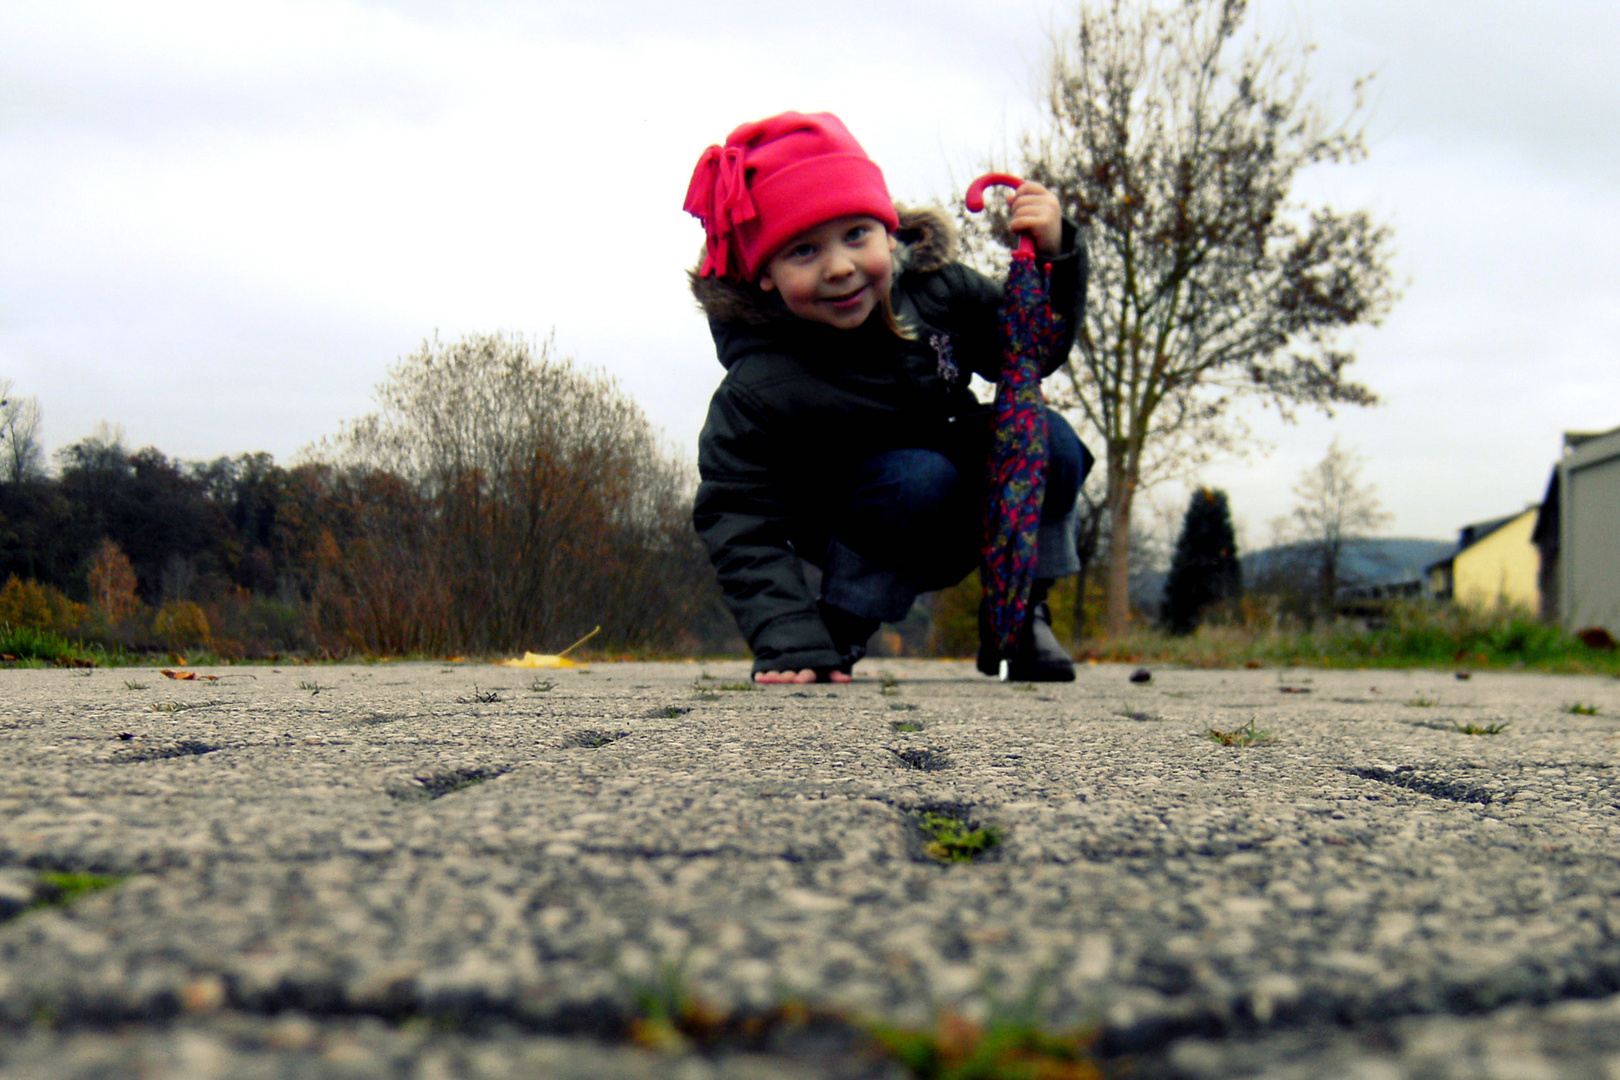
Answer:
[{"xmin": 968, "ymin": 174, "xmax": 1071, "ymax": 671}]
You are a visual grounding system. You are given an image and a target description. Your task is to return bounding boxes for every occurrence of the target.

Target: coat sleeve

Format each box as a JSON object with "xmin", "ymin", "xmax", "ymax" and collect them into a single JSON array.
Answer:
[
  {"xmin": 693, "ymin": 382, "xmax": 843, "ymax": 675},
  {"xmin": 957, "ymin": 218, "xmax": 1089, "ymax": 382}
]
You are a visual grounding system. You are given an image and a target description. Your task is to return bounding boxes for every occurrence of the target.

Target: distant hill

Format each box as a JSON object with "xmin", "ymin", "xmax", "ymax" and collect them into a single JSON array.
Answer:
[
  {"xmin": 1127, "ymin": 536, "xmax": 1455, "ymax": 612},
  {"xmin": 1243, "ymin": 537, "xmax": 1455, "ymax": 587}
]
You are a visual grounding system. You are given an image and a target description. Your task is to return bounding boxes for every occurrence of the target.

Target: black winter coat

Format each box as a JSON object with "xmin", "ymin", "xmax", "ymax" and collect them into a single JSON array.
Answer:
[{"xmin": 691, "ymin": 206, "xmax": 1087, "ymax": 675}]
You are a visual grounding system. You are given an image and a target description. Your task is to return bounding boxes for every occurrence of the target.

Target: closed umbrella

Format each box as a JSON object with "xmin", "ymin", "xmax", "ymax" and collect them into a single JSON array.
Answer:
[{"xmin": 966, "ymin": 173, "xmax": 1071, "ymax": 679}]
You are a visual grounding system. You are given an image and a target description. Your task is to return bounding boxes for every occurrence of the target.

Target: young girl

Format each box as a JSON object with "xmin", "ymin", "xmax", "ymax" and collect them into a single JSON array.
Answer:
[{"xmin": 684, "ymin": 111, "xmax": 1093, "ymax": 684}]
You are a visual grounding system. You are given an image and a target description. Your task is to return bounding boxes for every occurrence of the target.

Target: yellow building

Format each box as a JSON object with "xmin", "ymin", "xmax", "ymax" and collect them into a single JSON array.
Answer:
[{"xmin": 1447, "ymin": 508, "xmax": 1541, "ymax": 614}]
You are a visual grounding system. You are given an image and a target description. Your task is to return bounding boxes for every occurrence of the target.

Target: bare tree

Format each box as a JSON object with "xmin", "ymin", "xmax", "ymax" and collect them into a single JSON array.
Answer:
[
  {"xmin": 310, "ymin": 332, "xmax": 715, "ymax": 654},
  {"xmin": 0, "ymin": 379, "xmax": 45, "ymax": 483},
  {"xmin": 1001, "ymin": 0, "xmax": 1397, "ymax": 636},
  {"xmin": 1279, "ymin": 439, "xmax": 1390, "ymax": 616}
]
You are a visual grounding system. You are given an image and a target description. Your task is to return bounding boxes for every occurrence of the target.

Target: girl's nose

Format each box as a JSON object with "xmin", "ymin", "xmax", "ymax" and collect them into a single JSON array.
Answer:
[{"xmin": 823, "ymin": 250, "xmax": 856, "ymax": 279}]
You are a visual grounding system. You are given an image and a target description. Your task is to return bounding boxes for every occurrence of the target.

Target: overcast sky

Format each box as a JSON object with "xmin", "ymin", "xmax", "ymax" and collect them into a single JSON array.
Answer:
[{"xmin": 3, "ymin": 0, "xmax": 1616, "ymax": 550}]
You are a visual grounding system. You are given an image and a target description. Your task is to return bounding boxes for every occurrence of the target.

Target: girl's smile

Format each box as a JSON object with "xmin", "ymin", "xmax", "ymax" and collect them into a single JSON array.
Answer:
[{"xmin": 758, "ymin": 215, "xmax": 897, "ymax": 330}]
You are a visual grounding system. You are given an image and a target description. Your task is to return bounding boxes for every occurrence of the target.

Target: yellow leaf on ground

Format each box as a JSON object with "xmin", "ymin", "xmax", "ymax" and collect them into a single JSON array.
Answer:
[
  {"xmin": 498, "ymin": 625, "xmax": 600, "ymax": 669},
  {"xmin": 499, "ymin": 653, "xmax": 579, "ymax": 669}
]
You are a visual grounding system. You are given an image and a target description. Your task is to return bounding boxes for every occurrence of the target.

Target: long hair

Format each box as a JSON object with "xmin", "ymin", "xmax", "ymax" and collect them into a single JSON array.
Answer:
[{"xmin": 879, "ymin": 266, "xmax": 916, "ymax": 341}]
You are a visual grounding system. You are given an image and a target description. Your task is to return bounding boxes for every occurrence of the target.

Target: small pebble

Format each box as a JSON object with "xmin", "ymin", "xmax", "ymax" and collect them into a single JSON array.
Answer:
[{"xmin": 1130, "ymin": 668, "xmax": 1152, "ymax": 684}]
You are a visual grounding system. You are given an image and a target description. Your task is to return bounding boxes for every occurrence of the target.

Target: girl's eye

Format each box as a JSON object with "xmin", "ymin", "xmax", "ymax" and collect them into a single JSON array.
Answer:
[
  {"xmin": 788, "ymin": 243, "xmax": 817, "ymax": 260},
  {"xmin": 845, "ymin": 225, "xmax": 871, "ymax": 244}
]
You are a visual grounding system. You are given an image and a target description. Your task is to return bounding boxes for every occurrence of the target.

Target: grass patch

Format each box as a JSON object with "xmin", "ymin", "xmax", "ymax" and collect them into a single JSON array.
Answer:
[
  {"xmin": 716, "ymin": 681, "xmax": 756, "ymax": 692},
  {"xmin": 0, "ymin": 624, "xmax": 106, "ymax": 667},
  {"xmin": 1205, "ymin": 717, "xmax": 1274, "ymax": 746},
  {"xmin": 148, "ymin": 700, "xmax": 201, "ymax": 713},
  {"xmin": 34, "ymin": 872, "xmax": 123, "ymax": 911},
  {"xmin": 618, "ymin": 960, "xmax": 1100, "ymax": 1079},
  {"xmin": 625, "ymin": 957, "xmax": 721, "ymax": 1054},
  {"xmin": 528, "ymin": 677, "xmax": 555, "ymax": 693},
  {"xmin": 869, "ymin": 1009, "xmax": 1100, "ymax": 1080},
  {"xmin": 919, "ymin": 812, "xmax": 1000, "ymax": 864},
  {"xmin": 1076, "ymin": 603, "xmax": 1620, "ymax": 675},
  {"xmin": 1565, "ymin": 702, "xmax": 1600, "ymax": 716},
  {"xmin": 1452, "ymin": 720, "xmax": 1511, "ymax": 735},
  {"xmin": 458, "ymin": 685, "xmax": 502, "ymax": 704},
  {"xmin": 892, "ymin": 720, "xmax": 924, "ymax": 733},
  {"xmin": 123, "ymin": 679, "xmax": 147, "ymax": 690},
  {"xmin": 297, "ymin": 680, "xmax": 327, "ymax": 693},
  {"xmin": 1406, "ymin": 696, "xmax": 1438, "ymax": 708}
]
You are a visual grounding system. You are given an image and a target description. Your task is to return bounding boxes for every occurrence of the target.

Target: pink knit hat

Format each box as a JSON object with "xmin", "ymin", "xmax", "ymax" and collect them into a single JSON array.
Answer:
[{"xmin": 683, "ymin": 112, "xmax": 899, "ymax": 281}]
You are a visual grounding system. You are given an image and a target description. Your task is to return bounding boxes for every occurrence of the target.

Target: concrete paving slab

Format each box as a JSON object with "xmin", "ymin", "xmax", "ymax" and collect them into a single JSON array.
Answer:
[{"xmin": 3, "ymin": 659, "xmax": 1620, "ymax": 1077}]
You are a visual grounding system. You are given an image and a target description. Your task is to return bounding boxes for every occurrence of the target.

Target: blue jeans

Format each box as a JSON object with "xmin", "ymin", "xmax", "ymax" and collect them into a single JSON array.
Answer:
[{"xmin": 810, "ymin": 409, "xmax": 1093, "ymax": 623}]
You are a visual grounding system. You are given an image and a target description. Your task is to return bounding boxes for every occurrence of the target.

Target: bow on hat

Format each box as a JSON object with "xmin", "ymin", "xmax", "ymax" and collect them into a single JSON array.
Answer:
[{"xmin": 683, "ymin": 144, "xmax": 756, "ymax": 279}]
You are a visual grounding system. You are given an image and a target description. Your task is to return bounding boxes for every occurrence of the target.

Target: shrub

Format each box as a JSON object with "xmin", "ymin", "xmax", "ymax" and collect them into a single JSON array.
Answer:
[
  {"xmin": 0, "ymin": 577, "xmax": 85, "ymax": 633},
  {"xmin": 151, "ymin": 601, "xmax": 210, "ymax": 650},
  {"xmin": 927, "ymin": 572, "xmax": 981, "ymax": 656}
]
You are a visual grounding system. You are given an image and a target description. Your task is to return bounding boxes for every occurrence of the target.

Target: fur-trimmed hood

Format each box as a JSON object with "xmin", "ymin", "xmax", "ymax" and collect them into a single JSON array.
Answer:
[{"xmin": 688, "ymin": 205, "xmax": 957, "ymax": 326}]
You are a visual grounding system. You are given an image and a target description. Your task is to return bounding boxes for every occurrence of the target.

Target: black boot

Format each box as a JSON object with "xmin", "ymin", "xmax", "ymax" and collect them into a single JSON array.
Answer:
[
  {"xmin": 818, "ymin": 601, "xmax": 879, "ymax": 677},
  {"xmin": 976, "ymin": 580, "xmax": 1076, "ymax": 682}
]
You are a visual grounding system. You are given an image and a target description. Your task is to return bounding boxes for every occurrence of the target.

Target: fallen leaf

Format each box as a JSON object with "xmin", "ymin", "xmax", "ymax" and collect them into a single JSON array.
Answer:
[
  {"xmin": 500, "ymin": 652, "xmax": 578, "ymax": 669},
  {"xmin": 161, "ymin": 669, "xmax": 220, "ymax": 682},
  {"xmin": 499, "ymin": 626, "xmax": 600, "ymax": 669}
]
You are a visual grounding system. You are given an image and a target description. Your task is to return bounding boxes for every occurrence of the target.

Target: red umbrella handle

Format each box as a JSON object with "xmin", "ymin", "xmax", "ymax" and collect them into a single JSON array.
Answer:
[{"xmin": 965, "ymin": 173, "xmax": 1036, "ymax": 257}]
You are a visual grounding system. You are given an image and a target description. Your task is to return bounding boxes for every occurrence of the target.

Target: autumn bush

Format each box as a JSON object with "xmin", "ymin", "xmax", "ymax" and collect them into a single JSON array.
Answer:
[
  {"xmin": 151, "ymin": 600, "xmax": 211, "ymax": 650},
  {"xmin": 0, "ymin": 576, "xmax": 85, "ymax": 633}
]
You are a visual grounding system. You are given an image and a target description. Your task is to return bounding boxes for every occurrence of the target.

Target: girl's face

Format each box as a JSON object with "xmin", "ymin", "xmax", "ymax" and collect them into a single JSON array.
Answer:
[{"xmin": 758, "ymin": 215, "xmax": 897, "ymax": 330}]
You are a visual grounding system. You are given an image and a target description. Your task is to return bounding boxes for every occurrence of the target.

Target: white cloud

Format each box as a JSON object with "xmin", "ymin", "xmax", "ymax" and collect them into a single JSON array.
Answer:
[{"xmin": 0, "ymin": 0, "xmax": 1615, "ymax": 549}]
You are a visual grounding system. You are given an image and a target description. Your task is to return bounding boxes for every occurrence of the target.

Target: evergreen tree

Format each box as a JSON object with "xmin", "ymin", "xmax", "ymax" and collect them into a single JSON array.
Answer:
[{"xmin": 1162, "ymin": 488, "xmax": 1241, "ymax": 635}]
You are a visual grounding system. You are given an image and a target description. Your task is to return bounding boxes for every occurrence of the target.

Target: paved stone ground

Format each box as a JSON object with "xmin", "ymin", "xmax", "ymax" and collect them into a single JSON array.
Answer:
[{"xmin": 3, "ymin": 659, "xmax": 1620, "ymax": 1078}]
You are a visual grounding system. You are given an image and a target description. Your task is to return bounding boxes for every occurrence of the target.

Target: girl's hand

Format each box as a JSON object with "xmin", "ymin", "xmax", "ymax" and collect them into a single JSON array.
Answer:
[
  {"xmin": 754, "ymin": 669, "xmax": 854, "ymax": 684},
  {"xmin": 1008, "ymin": 180, "xmax": 1063, "ymax": 258}
]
